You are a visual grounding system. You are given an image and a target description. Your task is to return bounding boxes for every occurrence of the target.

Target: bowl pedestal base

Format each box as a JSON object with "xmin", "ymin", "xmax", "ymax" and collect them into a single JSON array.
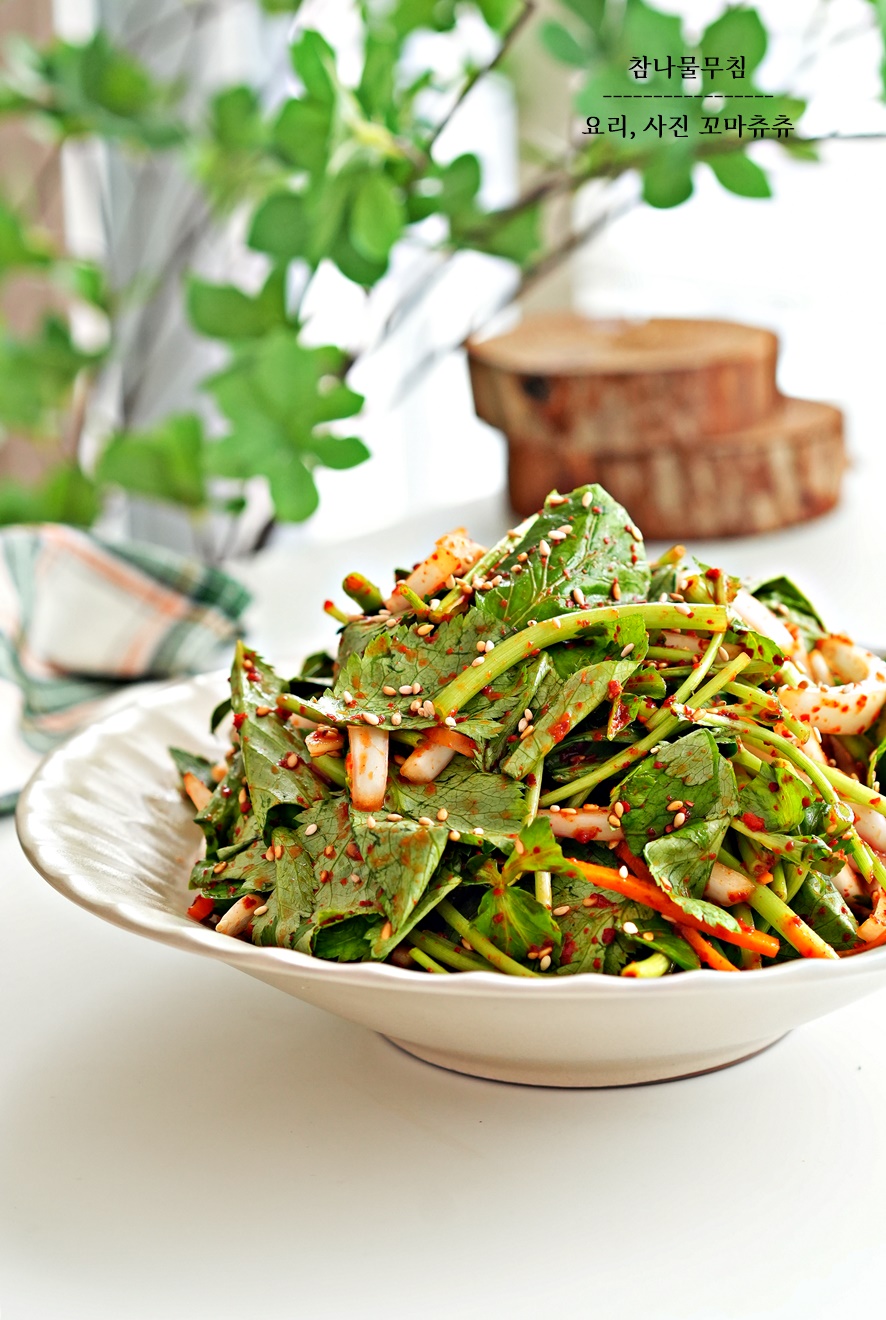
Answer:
[{"xmin": 385, "ymin": 1032, "xmax": 788, "ymax": 1088}]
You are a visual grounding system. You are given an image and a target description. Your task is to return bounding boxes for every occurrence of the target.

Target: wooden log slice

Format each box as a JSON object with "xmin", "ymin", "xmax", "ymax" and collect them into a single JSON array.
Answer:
[
  {"xmin": 468, "ymin": 314, "xmax": 779, "ymax": 447},
  {"xmin": 503, "ymin": 397, "xmax": 846, "ymax": 540}
]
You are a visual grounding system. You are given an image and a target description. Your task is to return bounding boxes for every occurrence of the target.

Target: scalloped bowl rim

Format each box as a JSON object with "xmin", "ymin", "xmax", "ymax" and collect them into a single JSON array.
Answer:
[{"xmin": 15, "ymin": 669, "xmax": 886, "ymax": 1004}]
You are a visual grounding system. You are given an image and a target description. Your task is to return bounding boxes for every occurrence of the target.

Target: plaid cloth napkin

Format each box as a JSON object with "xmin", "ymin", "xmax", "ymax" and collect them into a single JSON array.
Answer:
[{"xmin": 0, "ymin": 524, "xmax": 250, "ymax": 812}]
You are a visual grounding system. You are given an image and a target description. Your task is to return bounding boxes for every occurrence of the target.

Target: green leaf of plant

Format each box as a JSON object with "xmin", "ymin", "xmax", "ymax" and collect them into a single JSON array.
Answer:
[
  {"xmin": 272, "ymin": 98, "xmax": 331, "ymax": 174},
  {"xmin": 540, "ymin": 20, "xmax": 588, "ymax": 67},
  {"xmin": 707, "ymin": 152, "xmax": 771, "ymax": 199},
  {"xmin": 738, "ymin": 760, "xmax": 808, "ymax": 833},
  {"xmin": 187, "ymin": 268, "xmax": 287, "ymax": 340},
  {"xmin": 209, "ymin": 85, "xmax": 263, "ymax": 151},
  {"xmin": 247, "ymin": 192, "xmax": 311, "ymax": 262},
  {"xmin": 96, "ymin": 414, "xmax": 207, "ymax": 509},
  {"xmin": 619, "ymin": 729, "xmax": 740, "ymax": 853},
  {"xmin": 643, "ymin": 816, "xmax": 731, "ymax": 903},
  {"xmin": 475, "ymin": 884, "xmax": 562, "ymax": 961},
  {"xmin": 308, "ymin": 435, "xmax": 370, "ymax": 469},
  {"xmin": 290, "ymin": 30, "xmax": 336, "ymax": 104},
  {"xmin": 790, "ymin": 870, "xmax": 857, "ymax": 950},
  {"xmin": 388, "ymin": 757, "xmax": 526, "ymax": 847},
  {"xmin": 265, "ymin": 450, "xmax": 320, "ymax": 522},
  {"xmin": 0, "ymin": 463, "xmax": 100, "ymax": 529},
  {"xmin": 260, "ymin": 0, "xmax": 304, "ymax": 12},
  {"xmin": 559, "ymin": 0, "xmax": 605, "ymax": 33},
  {"xmin": 350, "ymin": 173, "xmax": 405, "ymax": 263},
  {"xmin": 0, "ymin": 200, "xmax": 52, "ymax": 273},
  {"xmin": 642, "ymin": 153, "xmax": 694, "ymax": 208},
  {"xmin": 460, "ymin": 204, "xmax": 541, "ymax": 265},
  {"xmin": 701, "ymin": 6, "xmax": 767, "ymax": 78}
]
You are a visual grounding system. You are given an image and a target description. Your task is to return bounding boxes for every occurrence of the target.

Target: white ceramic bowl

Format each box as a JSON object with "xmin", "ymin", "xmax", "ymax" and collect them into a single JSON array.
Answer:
[{"xmin": 17, "ymin": 673, "xmax": 886, "ymax": 1087}]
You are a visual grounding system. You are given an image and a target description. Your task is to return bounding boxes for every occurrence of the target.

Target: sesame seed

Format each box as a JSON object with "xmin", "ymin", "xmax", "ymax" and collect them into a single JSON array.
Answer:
[
  {"xmin": 471, "ymin": 656, "xmax": 485, "ymax": 667},
  {"xmin": 449, "ymin": 829, "xmax": 461, "ymax": 841},
  {"xmin": 643, "ymin": 931, "xmax": 656, "ymax": 942},
  {"xmin": 527, "ymin": 950, "xmax": 539, "ymax": 960},
  {"xmin": 572, "ymin": 587, "xmax": 586, "ymax": 607},
  {"xmin": 629, "ymin": 524, "xmax": 642, "ymax": 541},
  {"xmin": 255, "ymin": 705, "xmax": 271, "ymax": 716},
  {"xmin": 462, "ymin": 939, "xmax": 474, "ymax": 952},
  {"xmin": 349, "ymin": 872, "xmax": 361, "ymax": 885},
  {"xmin": 718, "ymin": 647, "xmax": 730, "ymax": 663},
  {"xmin": 611, "ymin": 581, "xmax": 622, "ymax": 601},
  {"xmin": 560, "ymin": 807, "xmax": 578, "ymax": 817},
  {"xmin": 391, "ymin": 712, "xmax": 402, "ymax": 726},
  {"xmin": 582, "ymin": 895, "xmax": 596, "ymax": 907},
  {"xmin": 519, "ymin": 725, "xmax": 535, "ymax": 740},
  {"xmin": 618, "ymin": 865, "xmax": 629, "ymax": 879},
  {"xmin": 343, "ymin": 691, "xmax": 355, "ymax": 706},
  {"xmin": 286, "ymin": 752, "xmax": 299, "ymax": 768},
  {"xmin": 549, "ymin": 804, "xmax": 561, "ymax": 813},
  {"xmin": 527, "ymin": 619, "xmax": 538, "ymax": 627},
  {"xmin": 613, "ymin": 801, "xmax": 625, "ymax": 817},
  {"xmin": 380, "ymin": 921, "xmax": 393, "ymax": 941},
  {"xmin": 608, "ymin": 814, "xmax": 620, "ymax": 829},
  {"xmin": 514, "ymin": 839, "xmax": 525, "ymax": 856},
  {"xmin": 366, "ymin": 816, "xmax": 377, "ymax": 828},
  {"xmin": 539, "ymin": 954, "xmax": 552, "ymax": 971},
  {"xmin": 673, "ymin": 811, "xmax": 686, "ymax": 828},
  {"xmin": 484, "ymin": 640, "xmax": 495, "ymax": 652},
  {"xmin": 418, "ymin": 816, "xmax": 434, "ymax": 826},
  {"xmin": 429, "ymin": 599, "xmax": 441, "ymax": 609},
  {"xmin": 305, "ymin": 823, "xmax": 318, "ymax": 836},
  {"xmin": 386, "ymin": 812, "xmax": 403, "ymax": 821},
  {"xmin": 444, "ymin": 716, "xmax": 457, "ymax": 727},
  {"xmin": 410, "ymin": 700, "xmax": 421, "ymax": 713},
  {"xmin": 446, "ymin": 576, "xmax": 456, "ymax": 589},
  {"xmin": 212, "ymin": 861, "xmax": 228, "ymax": 874},
  {"xmin": 474, "ymin": 826, "xmax": 485, "ymax": 836},
  {"xmin": 417, "ymin": 623, "xmax": 434, "ymax": 636},
  {"xmin": 675, "ymin": 603, "xmax": 693, "ymax": 616},
  {"xmin": 666, "ymin": 800, "xmax": 683, "ymax": 812},
  {"xmin": 411, "ymin": 683, "xmax": 422, "ymax": 694},
  {"xmin": 383, "ymin": 685, "xmax": 397, "ymax": 696},
  {"xmin": 421, "ymin": 700, "xmax": 435, "ymax": 718},
  {"xmin": 552, "ymin": 619, "xmax": 561, "ymax": 629},
  {"xmin": 238, "ymin": 787, "xmax": 247, "ymax": 805},
  {"xmin": 437, "ymin": 808, "xmax": 449, "ymax": 821},
  {"xmin": 476, "ymin": 640, "xmax": 487, "ymax": 652},
  {"xmin": 549, "ymin": 529, "xmax": 567, "ymax": 543},
  {"xmin": 378, "ymin": 608, "xmax": 391, "ymax": 617},
  {"xmin": 264, "ymin": 846, "xmax": 274, "ymax": 861},
  {"xmin": 324, "ymin": 844, "xmax": 335, "ymax": 858},
  {"xmin": 253, "ymin": 904, "xmax": 269, "ymax": 917},
  {"xmin": 319, "ymin": 869, "xmax": 331, "ymax": 883},
  {"xmin": 517, "ymin": 552, "xmax": 529, "ymax": 562},
  {"xmin": 553, "ymin": 905, "xmax": 571, "ymax": 917},
  {"xmin": 480, "ymin": 582, "xmax": 493, "ymax": 591},
  {"xmin": 385, "ymin": 617, "xmax": 398, "ymax": 627},
  {"xmin": 548, "ymin": 494, "xmax": 567, "ymax": 506},
  {"xmin": 399, "ymin": 684, "xmax": 413, "ymax": 695},
  {"xmin": 491, "ymin": 575, "xmax": 503, "ymax": 587},
  {"xmin": 538, "ymin": 539, "xmax": 551, "ymax": 558},
  {"xmin": 524, "ymin": 708, "xmax": 533, "ymax": 721},
  {"xmin": 273, "ymin": 843, "xmax": 284, "ymax": 860},
  {"xmin": 518, "ymin": 717, "xmax": 528, "ymax": 732},
  {"xmin": 581, "ymin": 491, "xmax": 593, "ymax": 508},
  {"xmin": 620, "ymin": 643, "xmax": 634, "ymax": 657},
  {"xmin": 622, "ymin": 921, "xmax": 639, "ymax": 935},
  {"xmin": 363, "ymin": 711, "xmax": 381, "ymax": 725}
]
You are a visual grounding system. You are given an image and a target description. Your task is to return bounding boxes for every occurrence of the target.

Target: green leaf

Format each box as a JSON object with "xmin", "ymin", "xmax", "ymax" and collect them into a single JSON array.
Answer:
[
  {"xmin": 0, "ymin": 314, "xmax": 97, "ymax": 431},
  {"xmin": 738, "ymin": 760, "xmax": 808, "ymax": 833},
  {"xmin": 707, "ymin": 152, "xmax": 771, "ymax": 199},
  {"xmin": 209, "ymin": 85, "xmax": 263, "ymax": 151},
  {"xmin": 352, "ymin": 812, "xmax": 449, "ymax": 950},
  {"xmin": 0, "ymin": 463, "xmax": 100, "ymax": 529},
  {"xmin": 477, "ymin": 484, "xmax": 652, "ymax": 631},
  {"xmin": 96, "ymin": 414, "xmax": 207, "ymax": 509},
  {"xmin": 551, "ymin": 873, "xmax": 652, "ymax": 976},
  {"xmin": 308, "ymin": 435, "xmax": 370, "ymax": 469},
  {"xmin": 272, "ymin": 98, "xmax": 331, "ymax": 175},
  {"xmin": 0, "ymin": 200, "xmax": 52, "ymax": 273},
  {"xmin": 790, "ymin": 870, "xmax": 857, "ymax": 951},
  {"xmin": 290, "ymin": 30, "xmax": 336, "ymax": 104},
  {"xmin": 350, "ymin": 173, "xmax": 405, "ymax": 264},
  {"xmin": 474, "ymin": 883, "xmax": 562, "ymax": 961},
  {"xmin": 619, "ymin": 729, "xmax": 740, "ymax": 853},
  {"xmin": 559, "ymin": 0, "xmax": 605, "ymax": 33},
  {"xmin": 700, "ymin": 6, "xmax": 767, "ymax": 79},
  {"xmin": 461, "ymin": 204, "xmax": 541, "ymax": 265},
  {"xmin": 644, "ymin": 817, "xmax": 732, "ymax": 906},
  {"xmin": 475, "ymin": 0, "xmax": 520, "ymax": 33},
  {"xmin": 187, "ymin": 268, "xmax": 287, "ymax": 340},
  {"xmin": 388, "ymin": 758, "xmax": 526, "ymax": 848},
  {"xmin": 642, "ymin": 153, "xmax": 694, "ymax": 208},
  {"xmin": 247, "ymin": 191, "xmax": 311, "ymax": 262},
  {"xmin": 265, "ymin": 451, "xmax": 320, "ymax": 522},
  {"xmin": 500, "ymin": 617, "xmax": 647, "ymax": 779},
  {"xmin": 260, "ymin": 0, "xmax": 305, "ymax": 11},
  {"xmin": 540, "ymin": 20, "xmax": 588, "ymax": 67},
  {"xmin": 750, "ymin": 575, "xmax": 825, "ymax": 648}
]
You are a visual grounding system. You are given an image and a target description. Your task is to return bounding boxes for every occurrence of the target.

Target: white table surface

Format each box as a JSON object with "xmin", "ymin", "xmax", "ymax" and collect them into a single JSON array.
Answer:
[{"xmin": 4, "ymin": 482, "xmax": 886, "ymax": 1320}]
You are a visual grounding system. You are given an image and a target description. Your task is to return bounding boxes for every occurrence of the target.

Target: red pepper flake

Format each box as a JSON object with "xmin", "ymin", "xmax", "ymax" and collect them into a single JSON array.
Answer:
[
  {"xmin": 741, "ymin": 812, "xmax": 766, "ymax": 831},
  {"xmin": 232, "ymin": 712, "xmax": 246, "ymax": 729}
]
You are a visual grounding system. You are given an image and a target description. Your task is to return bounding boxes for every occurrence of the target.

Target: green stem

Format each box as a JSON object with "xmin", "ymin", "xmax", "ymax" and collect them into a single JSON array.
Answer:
[
  {"xmin": 770, "ymin": 860, "xmax": 788, "ymax": 902},
  {"xmin": 409, "ymin": 946, "xmax": 449, "ymax": 974},
  {"xmin": 784, "ymin": 864, "xmax": 808, "ymax": 904},
  {"xmin": 645, "ymin": 646, "xmax": 697, "ymax": 661},
  {"xmin": 437, "ymin": 899, "xmax": 539, "ymax": 977},
  {"xmin": 544, "ymin": 649, "xmax": 751, "ymax": 808},
  {"xmin": 433, "ymin": 511, "xmax": 540, "ymax": 616},
  {"xmin": 407, "ymin": 930, "xmax": 493, "ymax": 973},
  {"xmin": 725, "ymin": 681, "xmax": 810, "ymax": 741},
  {"xmin": 747, "ymin": 883, "xmax": 838, "ymax": 960},
  {"xmin": 819, "ymin": 763, "xmax": 886, "ymax": 816},
  {"xmin": 621, "ymin": 951, "xmax": 671, "ymax": 978},
  {"xmin": 313, "ymin": 755, "xmax": 347, "ymax": 787},
  {"xmin": 433, "ymin": 603, "xmax": 729, "ymax": 718},
  {"xmin": 523, "ymin": 757, "xmax": 543, "ymax": 826},
  {"xmin": 535, "ymin": 870, "xmax": 552, "ymax": 909},
  {"xmin": 732, "ymin": 903, "xmax": 761, "ymax": 970},
  {"xmin": 646, "ymin": 631, "xmax": 724, "ymax": 731}
]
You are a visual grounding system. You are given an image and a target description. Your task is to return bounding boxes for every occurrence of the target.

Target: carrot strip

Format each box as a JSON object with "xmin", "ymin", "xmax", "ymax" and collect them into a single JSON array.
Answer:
[
  {"xmin": 838, "ymin": 929, "xmax": 886, "ymax": 956},
  {"xmin": 677, "ymin": 924, "xmax": 739, "ymax": 972},
  {"xmin": 615, "ymin": 841, "xmax": 654, "ymax": 884},
  {"xmin": 566, "ymin": 857, "xmax": 780, "ymax": 958}
]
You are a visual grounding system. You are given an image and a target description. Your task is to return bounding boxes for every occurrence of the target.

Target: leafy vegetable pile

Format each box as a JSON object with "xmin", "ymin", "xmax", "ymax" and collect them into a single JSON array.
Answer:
[{"xmin": 175, "ymin": 484, "xmax": 886, "ymax": 978}]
